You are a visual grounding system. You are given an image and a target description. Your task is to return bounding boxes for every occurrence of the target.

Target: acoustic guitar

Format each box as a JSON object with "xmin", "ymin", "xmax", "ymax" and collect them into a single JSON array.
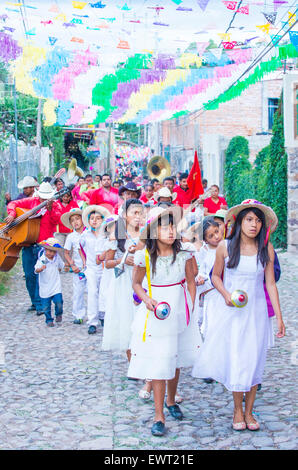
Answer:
[{"xmin": 0, "ymin": 186, "xmax": 69, "ymax": 272}]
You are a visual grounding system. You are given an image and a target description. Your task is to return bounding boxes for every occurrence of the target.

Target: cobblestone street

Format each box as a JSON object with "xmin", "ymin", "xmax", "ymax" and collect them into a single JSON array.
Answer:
[{"xmin": 0, "ymin": 253, "xmax": 297, "ymax": 451}]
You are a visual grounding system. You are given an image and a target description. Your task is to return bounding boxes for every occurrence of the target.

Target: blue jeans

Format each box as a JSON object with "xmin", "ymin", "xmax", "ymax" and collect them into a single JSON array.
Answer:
[
  {"xmin": 41, "ymin": 293, "xmax": 63, "ymax": 324},
  {"xmin": 22, "ymin": 245, "xmax": 42, "ymax": 311}
]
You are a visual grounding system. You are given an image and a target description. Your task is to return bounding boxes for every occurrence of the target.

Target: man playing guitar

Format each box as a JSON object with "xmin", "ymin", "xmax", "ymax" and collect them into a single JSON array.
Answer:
[{"xmin": 5, "ymin": 182, "xmax": 63, "ymax": 315}]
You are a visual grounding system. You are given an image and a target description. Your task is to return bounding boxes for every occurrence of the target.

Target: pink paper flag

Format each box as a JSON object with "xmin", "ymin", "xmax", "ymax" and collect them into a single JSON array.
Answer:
[
  {"xmin": 222, "ymin": 1, "xmax": 237, "ymax": 10},
  {"xmin": 237, "ymin": 5, "xmax": 249, "ymax": 14}
]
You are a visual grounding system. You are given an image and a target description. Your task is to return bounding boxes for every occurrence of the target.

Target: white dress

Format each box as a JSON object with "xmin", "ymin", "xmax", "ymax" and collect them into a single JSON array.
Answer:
[
  {"xmin": 127, "ymin": 249, "xmax": 202, "ymax": 381},
  {"xmin": 101, "ymin": 237, "xmax": 138, "ymax": 351},
  {"xmin": 196, "ymin": 243, "xmax": 217, "ymax": 337},
  {"xmin": 192, "ymin": 245, "xmax": 272, "ymax": 392},
  {"xmin": 97, "ymin": 238, "xmax": 113, "ymax": 314}
]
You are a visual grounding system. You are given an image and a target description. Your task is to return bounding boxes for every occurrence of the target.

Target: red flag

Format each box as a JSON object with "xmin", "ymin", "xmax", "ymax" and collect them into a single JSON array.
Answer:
[{"xmin": 187, "ymin": 151, "xmax": 204, "ymax": 200}]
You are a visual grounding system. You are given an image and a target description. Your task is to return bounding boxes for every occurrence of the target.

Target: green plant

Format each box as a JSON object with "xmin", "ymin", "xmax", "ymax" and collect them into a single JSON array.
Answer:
[{"xmin": 224, "ymin": 136, "xmax": 251, "ymax": 206}]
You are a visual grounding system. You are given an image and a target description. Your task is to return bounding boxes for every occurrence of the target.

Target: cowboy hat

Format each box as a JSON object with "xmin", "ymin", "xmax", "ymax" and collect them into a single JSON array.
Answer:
[
  {"xmin": 38, "ymin": 237, "xmax": 64, "ymax": 253},
  {"xmin": 225, "ymin": 199, "xmax": 278, "ymax": 233},
  {"xmin": 82, "ymin": 205, "xmax": 111, "ymax": 229},
  {"xmin": 60, "ymin": 208, "xmax": 83, "ymax": 230},
  {"xmin": 118, "ymin": 182, "xmax": 142, "ymax": 199},
  {"xmin": 17, "ymin": 176, "xmax": 39, "ymax": 190},
  {"xmin": 36, "ymin": 182, "xmax": 56, "ymax": 200},
  {"xmin": 153, "ymin": 187, "xmax": 177, "ymax": 202},
  {"xmin": 140, "ymin": 205, "xmax": 182, "ymax": 240}
]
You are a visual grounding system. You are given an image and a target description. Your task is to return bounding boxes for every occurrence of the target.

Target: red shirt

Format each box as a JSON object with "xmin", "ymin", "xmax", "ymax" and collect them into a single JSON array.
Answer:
[
  {"xmin": 89, "ymin": 187, "xmax": 120, "ymax": 213},
  {"xmin": 173, "ymin": 185, "xmax": 193, "ymax": 208},
  {"xmin": 203, "ymin": 196, "xmax": 227, "ymax": 215},
  {"xmin": 7, "ymin": 197, "xmax": 62, "ymax": 243},
  {"xmin": 56, "ymin": 200, "xmax": 79, "ymax": 234}
]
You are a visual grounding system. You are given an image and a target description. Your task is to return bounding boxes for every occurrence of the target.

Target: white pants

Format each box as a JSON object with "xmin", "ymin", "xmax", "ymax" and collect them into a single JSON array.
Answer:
[
  {"xmin": 85, "ymin": 266, "xmax": 102, "ymax": 327},
  {"xmin": 72, "ymin": 273, "xmax": 87, "ymax": 320}
]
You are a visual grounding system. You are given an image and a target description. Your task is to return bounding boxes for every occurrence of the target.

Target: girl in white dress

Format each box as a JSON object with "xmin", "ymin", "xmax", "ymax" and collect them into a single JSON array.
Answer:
[
  {"xmin": 128, "ymin": 206, "xmax": 198, "ymax": 437},
  {"xmin": 192, "ymin": 200, "xmax": 286, "ymax": 431},
  {"xmin": 196, "ymin": 217, "xmax": 223, "ymax": 338},
  {"xmin": 102, "ymin": 199, "xmax": 144, "ymax": 361}
]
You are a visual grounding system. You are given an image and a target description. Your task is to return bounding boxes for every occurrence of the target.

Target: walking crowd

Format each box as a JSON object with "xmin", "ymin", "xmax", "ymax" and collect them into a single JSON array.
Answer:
[{"xmin": 3, "ymin": 170, "xmax": 286, "ymax": 438}]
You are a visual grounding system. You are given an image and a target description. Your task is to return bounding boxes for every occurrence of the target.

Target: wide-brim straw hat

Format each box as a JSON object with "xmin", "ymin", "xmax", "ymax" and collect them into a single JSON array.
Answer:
[
  {"xmin": 140, "ymin": 205, "xmax": 182, "ymax": 240},
  {"xmin": 60, "ymin": 208, "xmax": 83, "ymax": 230},
  {"xmin": 153, "ymin": 187, "xmax": 177, "ymax": 202},
  {"xmin": 225, "ymin": 199, "xmax": 278, "ymax": 233},
  {"xmin": 99, "ymin": 214, "xmax": 119, "ymax": 235},
  {"xmin": 36, "ymin": 182, "xmax": 56, "ymax": 200},
  {"xmin": 82, "ymin": 205, "xmax": 111, "ymax": 229},
  {"xmin": 18, "ymin": 176, "xmax": 39, "ymax": 189},
  {"xmin": 214, "ymin": 209, "xmax": 227, "ymax": 220},
  {"xmin": 38, "ymin": 237, "xmax": 64, "ymax": 253}
]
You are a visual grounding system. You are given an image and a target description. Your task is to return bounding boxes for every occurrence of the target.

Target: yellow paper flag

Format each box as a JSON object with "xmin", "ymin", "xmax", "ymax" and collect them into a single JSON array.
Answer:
[
  {"xmin": 256, "ymin": 24, "xmax": 270, "ymax": 34},
  {"xmin": 288, "ymin": 11, "xmax": 296, "ymax": 27},
  {"xmin": 72, "ymin": 1, "xmax": 87, "ymax": 8}
]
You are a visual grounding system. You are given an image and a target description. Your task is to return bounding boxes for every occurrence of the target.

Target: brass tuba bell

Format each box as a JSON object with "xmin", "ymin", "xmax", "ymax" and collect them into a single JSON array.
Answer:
[
  {"xmin": 147, "ymin": 156, "xmax": 171, "ymax": 183},
  {"xmin": 67, "ymin": 158, "xmax": 84, "ymax": 181}
]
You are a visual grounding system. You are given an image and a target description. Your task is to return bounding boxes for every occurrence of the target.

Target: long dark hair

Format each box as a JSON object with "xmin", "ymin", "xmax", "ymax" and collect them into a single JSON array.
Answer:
[
  {"xmin": 227, "ymin": 207, "xmax": 269, "ymax": 269},
  {"xmin": 115, "ymin": 198, "xmax": 143, "ymax": 253},
  {"xmin": 203, "ymin": 217, "xmax": 219, "ymax": 242},
  {"xmin": 145, "ymin": 213, "xmax": 181, "ymax": 276}
]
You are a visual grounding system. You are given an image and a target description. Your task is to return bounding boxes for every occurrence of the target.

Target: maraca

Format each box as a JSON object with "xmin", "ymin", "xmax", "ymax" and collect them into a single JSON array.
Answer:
[
  {"xmin": 231, "ymin": 290, "xmax": 248, "ymax": 308},
  {"xmin": 154, "ymin": 302, "xmax": 171, "ymax": 320}
]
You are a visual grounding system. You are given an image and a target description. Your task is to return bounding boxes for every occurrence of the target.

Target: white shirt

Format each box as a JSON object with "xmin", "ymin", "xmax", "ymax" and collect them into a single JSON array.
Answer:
[
  {"xmin": 79, "ymin": 229, "xmax": 105, "ymax": 271},
  {"xmin": 64, "ymin": 230, "xmax": 84, "ymax": 269},
  {"xmin": 34, "ymin": 252, "xmax": 64, "ymax": 298}
]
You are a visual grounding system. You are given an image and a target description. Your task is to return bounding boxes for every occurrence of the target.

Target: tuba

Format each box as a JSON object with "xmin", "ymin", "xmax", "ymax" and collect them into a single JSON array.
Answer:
[
  {"xmin": 147, "ymin": 156, "xmax": 171, "ymax": 183},
  {"xmin": 67, "ymin": 158, "xmax": 84, "ymax": 180}
]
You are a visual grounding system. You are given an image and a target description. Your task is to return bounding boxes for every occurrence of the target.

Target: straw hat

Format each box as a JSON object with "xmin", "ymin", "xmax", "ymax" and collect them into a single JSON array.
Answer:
[
  {"xmin": 82, "ymin": 205, "xmax": 111, "ymax": 229},
  {"xmin": 153, "ymin": 187, "xmax": 177, "ymax": 202},
  {"xmin": 38, "ymin": 237, "xmax": 64, "ymax": 253},
  {"xmin": 140, "ymin": 205, "xmax": 182, "ymax": 240},
  {"xmin": 60, "ymin": 208, "xmax": 83, "ymax": 230},
  {"xmin": 225, "ymin": 199, "xmax": 278, "ymax": 233},
  {"xmin": 17, "ymin": 176, "xmax": 39, "ymax": 189},
  {"xmin": 36, "ymin": 182, "xmax": 56, "ymax": 200},
  {"xmin": 214, "ymin": 209, "xmax": 227, "ymax": 220},
  {"xmin": 99, "ymin": 214, "xmax": 119, "ymax": 235}
]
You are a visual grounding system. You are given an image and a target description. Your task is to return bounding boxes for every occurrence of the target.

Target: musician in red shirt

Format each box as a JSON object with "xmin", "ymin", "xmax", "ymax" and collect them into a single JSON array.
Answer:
[
  {"xmin": 173, "ymin": 173, "xmax": 193, "ymax": 208},
  {"xmin": 5, "ymin": 182, "xmax": 63, "ymax": 315},
  {"xmin": 89, "ymin": 174, "xmax": 120, "ymax": 213},
  {"xmin": 203, "ymin": 184, "xmax": 228, "ymax": 216}
]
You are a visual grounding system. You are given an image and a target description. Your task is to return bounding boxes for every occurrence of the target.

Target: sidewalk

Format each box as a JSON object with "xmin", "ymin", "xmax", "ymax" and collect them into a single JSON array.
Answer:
[{"xmin": 0, "ymin": 256, "xmax": 296, "ymax": 450}]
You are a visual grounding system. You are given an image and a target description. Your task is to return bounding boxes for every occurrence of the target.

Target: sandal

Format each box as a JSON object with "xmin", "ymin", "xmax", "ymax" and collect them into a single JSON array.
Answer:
[
  {"xmin": 245, "ymin": 418, "xmax": 260, "ymax": 431},
  {"xmin": 139, "ymin": 389, "xmax": 151, "ymax": 400},
  {"xmin": 232, "ymin": 421, "xmax": 247, "ymax": 431},
  {"xmin": 175, "ymin": 394, "xmax": 183, "ymax": 404}
]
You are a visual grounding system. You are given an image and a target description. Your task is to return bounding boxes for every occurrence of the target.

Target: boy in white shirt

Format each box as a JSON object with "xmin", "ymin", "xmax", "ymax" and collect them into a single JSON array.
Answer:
[
  {"xmin": 80, "ymin": 205, "xmax": 110, "ymax": 335},
  {"xmin": 34, "ymin": 238, "xmax": 65, "ymax": 327},
  {"xmin": 61, "ymin": 208, "xmax": 87, "ymax": 325}
]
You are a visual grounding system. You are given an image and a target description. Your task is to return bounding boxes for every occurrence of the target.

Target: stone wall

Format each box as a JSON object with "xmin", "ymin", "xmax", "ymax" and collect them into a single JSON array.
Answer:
[{"xmin": 287, "ymin": 147, "xmax": 298, "ymax": 253}]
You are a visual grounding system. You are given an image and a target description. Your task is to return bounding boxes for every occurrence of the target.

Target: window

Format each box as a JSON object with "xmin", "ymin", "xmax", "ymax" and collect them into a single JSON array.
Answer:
[{"xmin": 268, "ymin": 98, "xmax": 279, "ymax": 130}]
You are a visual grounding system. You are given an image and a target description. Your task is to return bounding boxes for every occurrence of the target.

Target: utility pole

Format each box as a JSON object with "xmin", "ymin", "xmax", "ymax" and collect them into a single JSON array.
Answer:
[
  {"xmin": 36, "ymin": 98, "xmax": 42, "ymax": 148},
  {"xmin": 13, "ymin": 78, "xmax": 18, "ymax": 190}
]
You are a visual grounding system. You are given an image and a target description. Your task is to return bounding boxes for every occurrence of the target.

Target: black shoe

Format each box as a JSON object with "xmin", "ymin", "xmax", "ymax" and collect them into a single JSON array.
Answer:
[
  {"xmin": 27, "ymin": 305, "xmax": 36, "ymax": 312},
  {"xmin": 36, "ymin": 311, "xmax": 44, "ymax": 316},
  {"xmin": 165, "ymin": 402, "xmax": 184, "ymax": 420},
  {"xmin": 88, "ymin": 325, "xmax": 97, "ymax": 335},
  {"xmin": 151, "ymin": 421, "xmax": 165, "ymax": 436},
  {"xmin": 73, "ymin": 319, "xmax": 84, "ymax": 325},
  {"xmin": 203, "ymin": 378, "xmax": 214, "ymax": 384},
  {"xmin": 100, "ymin": 319, "xmax": 104, "ymax": 327}
]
